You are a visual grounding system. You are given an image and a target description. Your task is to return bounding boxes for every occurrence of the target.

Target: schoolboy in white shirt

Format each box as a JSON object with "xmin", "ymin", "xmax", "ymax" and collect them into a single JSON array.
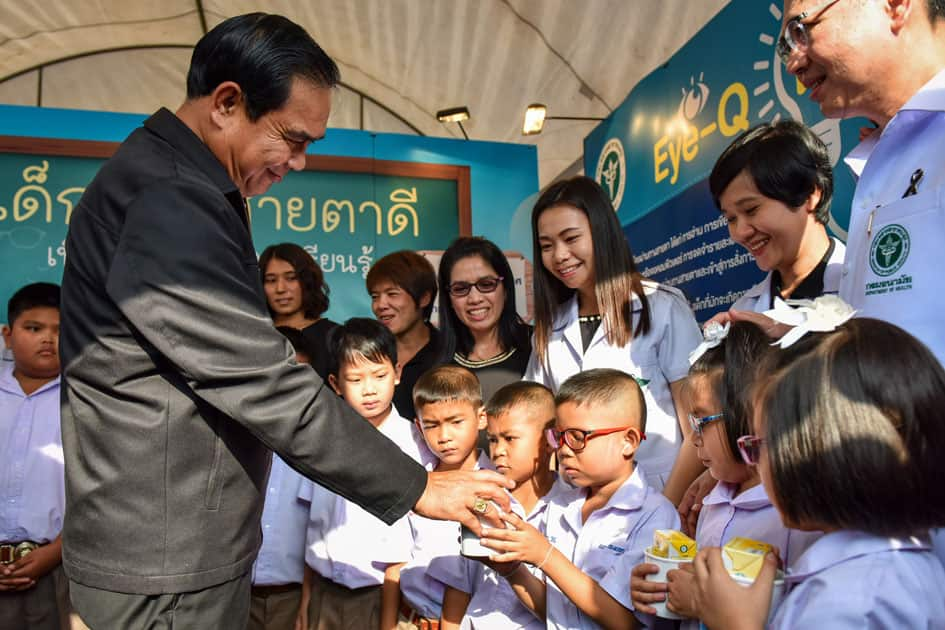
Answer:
[
  {"xmin": 434, "ymin": 380, "xmax": 561, "ymax": 630},
  {"xmin": 298, "ymin": 318, "xmax": 430, "ymax": 630},
  {"xmin": 482, "ymin": 368, "xmax": 679, "ymax": 629},
  {"xmin": 0, "ymin": 283, "xmax": 68, "ymax": 630},
  {"xmin": 397, "ymin": 365, "xmax": 489, "ymax": 629}
]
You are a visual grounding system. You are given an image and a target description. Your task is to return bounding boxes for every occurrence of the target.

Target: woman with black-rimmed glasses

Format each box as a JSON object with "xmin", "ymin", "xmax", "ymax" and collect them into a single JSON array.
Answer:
[{"xmin": 437, "ymin": 237, "xmax": 532, "ymax": 403}]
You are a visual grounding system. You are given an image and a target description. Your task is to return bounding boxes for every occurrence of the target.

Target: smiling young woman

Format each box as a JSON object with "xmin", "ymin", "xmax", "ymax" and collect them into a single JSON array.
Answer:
[
  {"xmin": 524, "ymin": 176, "xmax": 704, "ymax": 504},
  {"xmin": 259, "ymin": 242, "xmax": 338, "ymax": 380}
]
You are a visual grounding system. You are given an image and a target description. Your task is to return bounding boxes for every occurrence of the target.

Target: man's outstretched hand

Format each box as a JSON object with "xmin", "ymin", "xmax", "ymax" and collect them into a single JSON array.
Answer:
[{"xmin": 413, "ymin": 469, "xmax": 515, "ymax": 534}]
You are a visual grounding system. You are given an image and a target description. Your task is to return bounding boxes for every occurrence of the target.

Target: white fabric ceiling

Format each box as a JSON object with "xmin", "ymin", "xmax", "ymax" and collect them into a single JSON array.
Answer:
[{"xmin": 0, "ymin": 1, "xmax": 729, "ymax": 186}]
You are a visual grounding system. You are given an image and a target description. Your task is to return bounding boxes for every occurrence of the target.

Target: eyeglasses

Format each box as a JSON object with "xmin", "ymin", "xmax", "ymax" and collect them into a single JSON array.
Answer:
[
  {"xmin": 544, "ymin": 426, "xmax": 645, "ymax": 453},
  {"xmin": 737, "ymin": 435, "xmax": 767, "ymax": 466},
  {"xmin": 688, "ymin": 412, "xmax": 724, "ymax": 436},
  {"xmin": 776, "ymin": 0, "xmax": 840, "ymax": 66},
  {"xmin": 448, "ymin": 276, "xmax": 504, "ymax": 298}
]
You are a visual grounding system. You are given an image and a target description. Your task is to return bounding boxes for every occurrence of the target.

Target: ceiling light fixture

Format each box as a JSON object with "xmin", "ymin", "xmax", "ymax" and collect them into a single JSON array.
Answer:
[
  {"xmin": 436, "ymin": 106, "xmax": 471, "ymax": 139},
  {"xmin": 522, "ymin": 103, "xmax": 605, "ymax": 135}
]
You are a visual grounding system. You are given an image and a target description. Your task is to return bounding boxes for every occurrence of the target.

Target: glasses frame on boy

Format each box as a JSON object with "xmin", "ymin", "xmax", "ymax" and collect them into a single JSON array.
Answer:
[
  {"xmin": 545, "ymin": 426, "xmax": 646, "ymax": 453},
  {"xmin": 737, "ymin": 434, "xmax": 766, "ymax": 466},
  {"xmin": 448, "ymin": 276, "xmax": 504, "ymax": 298},
  {"xmin": 687, "ymin": 412, "xmax": 724, "ymax": 436}
]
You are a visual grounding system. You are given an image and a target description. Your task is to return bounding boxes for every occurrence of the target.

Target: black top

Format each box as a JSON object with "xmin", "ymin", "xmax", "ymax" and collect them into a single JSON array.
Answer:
[
  {"xmin": 394, "ymin": 323, "xmax": 444, "ymax": 420},
  {"xmin": 769, "ymin": 239, "xmax": 836, "ymax": 308},
  {"xmin": 300, "ymin": 318, "xmax": 340, "ymax": 381},
  {"xmin": 453, "ymin": 342, "xmax": 532, "ymax": 404},
  {"xmin": 58, "ymin": 108, "xmax": 427, "ymax": 595}
]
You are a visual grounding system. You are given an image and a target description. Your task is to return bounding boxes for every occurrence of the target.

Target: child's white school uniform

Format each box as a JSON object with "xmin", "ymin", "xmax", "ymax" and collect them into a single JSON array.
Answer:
[
  {"xmin": 769, "ymin": 530, "xmax": 945, "ymax": 628},
  {"xmin": 547, "ymin": 466, "xmax": 679, "ymax": 630},
  {"xmin": 427, "ymin": 475, "xmax": 569, "ymax": 630},
  {"xmin": 398, "ymin": 450, "xmax": 492, "ymax": 621},
  {"xmin": 524, "ymin": 282, "xmax": 702, "ymax": 489},
  {"xmin": 680, "ymin": 481, "xmax": 822, "ymax": 630},
  {"xmin": 298, "ymin": 405, "xmax": 429, "ymax": 589}
]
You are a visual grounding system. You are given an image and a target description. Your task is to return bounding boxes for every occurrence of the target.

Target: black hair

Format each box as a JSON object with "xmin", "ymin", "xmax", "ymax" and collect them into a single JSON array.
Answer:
[
  {"xmin": 413, "ymin": 365, "xmax": 483, "ymax": 412},
  {"xmin": 186, "ymin": 13, "xmax": 340, "ymax": 121},
  {"xmin": 688, "ymin": 322, "xmax": 770, "ymax": 459},
  {"xmin": 7, "ymin": 282, "xmax": 60, "ymax": 325},
  {"xmin": 485, "ymin": 381, "xmax": 554, "ymax": 424},
  {"xmin": 437, "ymin": 236, "xmax": 531, "ymax": 361},
  {"xmin": 275, "ymin": 325, "xmax": 315, "ymax": 361},
  {"xmin": 555, "ymin": 368, "xmax": 647, "ymax": 433},
  {"xmin": 531, "ymin": 176, "xmax": 651, "ymax": 366},
  {"xmin": 327, "ymin": 317, "xmax": 397, "ymax": 377},
  {"xmin": 929, "ymin": 0, "xmax": 945, "ymax": 20},
  {"xmin": 366, "ymin": 250, "xmax": 438, "ymax": 321},
  {"xmin": 259, "ymin": 243, "xmax": 330, "ymax": 319},
  {"xmin": 757, "ymin": 318, "xmax": 945, "ymax": 535},
  {"xmin": 709, "ymin": 120, "xmax": 833, "ymax": 223}
]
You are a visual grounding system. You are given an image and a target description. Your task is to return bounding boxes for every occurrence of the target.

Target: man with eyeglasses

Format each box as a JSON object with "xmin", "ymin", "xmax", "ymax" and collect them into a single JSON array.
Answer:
[
  {"xmin": 741, "ymin": 0, "xmax": 945, "ymax": 570},
  {"xmin": 774, "ymin": 0, "xmax": 945, "ymax": 368}
]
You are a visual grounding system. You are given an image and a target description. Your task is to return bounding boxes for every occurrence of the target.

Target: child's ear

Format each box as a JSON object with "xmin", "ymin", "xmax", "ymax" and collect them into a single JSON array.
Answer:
[
  {"xmin": 477, "ymin": 406, "xmax": 487, "ymax": 430},
  {"xmin": 328, "ymin": 374, "xmax": 342, "ymax": 396},
  {"xmin": 394, "ymin": 362, "xmax": 403, "ymax": 385},
  {"xmin": 1, "ymin": 324, "xmax": 11, "ymax": 348},
  {"xmin": 621, "ymin": 428, "xmax": 644, "ymax": 458}
]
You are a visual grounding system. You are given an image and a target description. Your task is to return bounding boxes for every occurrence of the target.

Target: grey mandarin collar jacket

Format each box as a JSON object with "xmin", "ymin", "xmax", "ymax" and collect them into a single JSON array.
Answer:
[{"xmin": 59, "ymin": 108, "xmax": 427, "ymax": 595}]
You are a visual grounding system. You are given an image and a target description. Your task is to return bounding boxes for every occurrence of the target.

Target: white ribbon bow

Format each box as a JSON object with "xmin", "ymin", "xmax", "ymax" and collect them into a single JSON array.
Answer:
[
  {"xmin": 763, "ymin": 295, "xmax": 857, "ymax": 349},
  {"xmin": 689, "ymin": 320, "xmax": 731, "ymax": 365}
]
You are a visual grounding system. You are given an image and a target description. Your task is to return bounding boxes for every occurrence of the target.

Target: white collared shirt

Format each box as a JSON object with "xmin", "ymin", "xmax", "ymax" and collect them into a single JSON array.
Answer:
[
  {"xmin": 731, "ymin": 237, "xmax": 846, "ymax": 313},
  {"xmin": 546, "ymin": 466, "xmax": 679, "ymax": 630},
  {"xmin": 298, "ymin": 406, "xmax": 429, "ymax": 589},
  {"xmin": 770, "ymin": 530, "xmax": 945, "ymax": 628},
  {"xmin": 251, "ymin": 455, "xmax": 309, "ymax": 586},
  {"xmin": 840, "ymin": 67, "xmax": 945, "ymax": 366},
  {"xmin": 0, "ymin": 364, "xmax": 64, "ymax": 543},
  {"xmin": 427, "ymin": 476, "xmax": 568, "ymax": 630},
  {"xmin": 524, "ymin": 281, "xmax": 702, "ymax": 488},
  {"xmin": 399, "ymin": 450, "xmax": 493, "ymax": 620}
]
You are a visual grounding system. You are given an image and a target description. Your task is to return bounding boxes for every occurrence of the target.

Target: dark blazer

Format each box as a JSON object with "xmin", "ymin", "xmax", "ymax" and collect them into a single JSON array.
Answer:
[{"xmin": 59, "ymin": 109, "xmax": 427, "ymax": 595}]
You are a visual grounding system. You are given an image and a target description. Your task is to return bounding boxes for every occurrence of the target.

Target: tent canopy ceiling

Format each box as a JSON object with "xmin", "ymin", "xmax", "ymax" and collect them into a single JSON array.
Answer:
[{"xmin": 0, "ymin": 1, "xmax": 728, "ymax": 186}]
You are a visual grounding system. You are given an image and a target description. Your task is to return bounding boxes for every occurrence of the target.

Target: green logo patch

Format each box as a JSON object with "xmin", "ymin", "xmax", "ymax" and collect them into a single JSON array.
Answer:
[{"xmin": 869, "ymin": 224, "xmax": 910, "ymax": 277}]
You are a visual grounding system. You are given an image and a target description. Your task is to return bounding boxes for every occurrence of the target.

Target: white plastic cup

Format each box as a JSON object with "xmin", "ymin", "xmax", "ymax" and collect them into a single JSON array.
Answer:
[
  {"xmin": 732, "ymin": 572, "xmax": 786, "ymax": 622},
  {"xmin": 643, "ymin": 548, "xmax": 693, "ymax": 620},
  {"xmin": 460, "ymin": 521, "xmax": 494, "ymax": 557},
  {"xmin": 460, "ymin": 502, "xmax": 509, "ymax": 557}
]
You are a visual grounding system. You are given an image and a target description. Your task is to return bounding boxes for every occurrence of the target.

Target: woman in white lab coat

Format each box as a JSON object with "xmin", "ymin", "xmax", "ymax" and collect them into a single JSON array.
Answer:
[
  {"xmin": 711, "ymin": 120, "xmax": 845, "ymax": 314},
  {"xmin": 524, "ymin": 176, "xmax": 703, "ymax": 503}
]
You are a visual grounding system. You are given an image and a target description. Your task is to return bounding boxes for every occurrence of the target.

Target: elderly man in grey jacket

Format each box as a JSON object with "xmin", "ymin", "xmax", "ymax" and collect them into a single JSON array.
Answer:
[{"xmin": 59, "ymin": 13, "xmax": 510, "ymax": 628}]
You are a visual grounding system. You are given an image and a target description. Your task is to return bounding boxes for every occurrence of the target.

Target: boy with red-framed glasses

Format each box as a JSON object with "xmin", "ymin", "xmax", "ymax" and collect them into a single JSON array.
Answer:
[{"xmin": 479, "ymin": 368, "xmax": 678, "ymax": 629}]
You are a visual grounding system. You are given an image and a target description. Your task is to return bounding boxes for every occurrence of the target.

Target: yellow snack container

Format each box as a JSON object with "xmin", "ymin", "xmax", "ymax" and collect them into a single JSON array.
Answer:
[
  {"xmin": 650, "ymin": 529, "xmax": 696, "ymax": 559},
  {"xmin": 722, "ymin": 537, "xmax": 775, "ymax": 580}
]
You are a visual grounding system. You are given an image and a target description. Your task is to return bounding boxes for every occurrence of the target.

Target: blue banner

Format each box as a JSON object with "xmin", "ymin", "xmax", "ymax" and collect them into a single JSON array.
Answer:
[{"xmin": 585, "ymin": 0, "xmax": 867, "ymax": 320}]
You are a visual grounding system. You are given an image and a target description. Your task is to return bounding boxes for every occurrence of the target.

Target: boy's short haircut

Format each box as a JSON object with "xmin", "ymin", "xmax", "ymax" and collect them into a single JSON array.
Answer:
[
  {"xmin": 7, "ymin": 282, "xmax": 60, "ymax": 325},
  {"xmin": 366, "ymin": 251, "xmax": 437, "ymax": 320},
  {"xmin": 757, "ymin": 318, "xmax": 945, "ymax": 536},
  {"xmin": 555, "ymin": 368, "xmax": 647, "ymax": 432},
  {"xmin": 413, "ymin": 365, "xmax": 482, "ymax": 412},
  {"xmin": 485, "ymin": 381, "xmax": 555, "ymax": 428},
  {"xmin": 275, "ymin": 325, "xmax": 315, "ymax": 360},
  {"xmin": 327, "ymin": 317, "xmax": 398, "ymax": 376}
]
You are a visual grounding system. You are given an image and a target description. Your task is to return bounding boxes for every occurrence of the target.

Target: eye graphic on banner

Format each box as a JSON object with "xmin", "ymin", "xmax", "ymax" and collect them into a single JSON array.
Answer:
[{"xmin": 595, "ymin": 138, "xmax": 626, "ymax": 212}]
